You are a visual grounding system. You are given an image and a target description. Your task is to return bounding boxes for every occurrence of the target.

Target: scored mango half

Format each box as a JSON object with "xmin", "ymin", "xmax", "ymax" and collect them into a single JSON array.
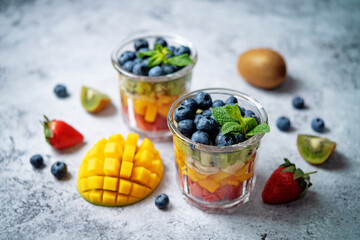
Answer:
[{"xmin": 77, "ymin": 133, "xmax": 163, "ymax": 206}]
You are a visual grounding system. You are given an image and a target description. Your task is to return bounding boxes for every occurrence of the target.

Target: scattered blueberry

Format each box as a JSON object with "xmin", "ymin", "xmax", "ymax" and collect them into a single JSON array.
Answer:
[
  {"xmin": 162, "ymin": 64, "xmax": 178, "ymax": 75},
  {"xmin": 154, "ymin": 37, "xmax": 167, "ymax": 48},
  {"xmin": 215, "ymin": 132, "xmax": 237, "ymax": 146},
  {"xmin": 292, "ymin": 96, "xmax": 305, "ymax": 109},
  {"xmin": 155, "ymin": 193, "xmax": 169, "ymax": 209},
  {"xmin": 195, "ymin": 116, "xmax": 217, "ymax": 134},
  {"xmin": 177, "ymin": 119, "xmax": 196, "ymax": 138},
  {"xmin": 212, "ymin": 100, "xmax": 225, "ymax": 108},
  {"xmin": 132, "ymin": 63, "xmax": 149, "ymax": 76},
  {"xmin": 30, "ymin": 154, "xmax": 44, "ymax": 169},
  {"xmin": 118, "ymin": 51, "xmax": 136, "ymax": 65},
  {"xmin": 311, "ymin": 118, "xmax": 325, "ymax": 132},
  {"xmin": 225, "ymin": 96, "xmax": 238, "ymax": 105},
  {"xmin": 180, "ymin": 98, "xmax": 198, "ymax": 112},
  {"xmin": 51, "ymin": 161, "xmax": 67, "ymax": 180},
  {"xmin": 122, "ymin": 61, "xmax": 134, "ymax": 72},
  {"xmin": 148, "ymin": 66, "xmax": 164, "ymax": 77},
  {"xmin": 194, "ymin": 91, "xmax": 212, "ymax": 110},
  {"xmin": 201, "ymin": 110, "xmax": 212, "ymax": 117},
  {"xmin": 191, "ymin": 131, "xmax": 210, "ymax": 145},
  {"xmin": 235, "ymin": 133, "xmax": 247, "ymax": 143},
  {"xmin": 276, "ymin": 116, "xmax": 291, "ymax": 131},
  {"xmin": 175, "ymin": 46, "xmax": 191, "ymax": 56},
  {"xmin": 174, "ymin": 105, "xmax": 195, "ymax": 122},
  {"xmin": 134, "ymin": 38, "xmax": 149, "ymax": 51},
  {"xmin": 54, "ymin": 84, "xmax": 68, "ymax": 98}
]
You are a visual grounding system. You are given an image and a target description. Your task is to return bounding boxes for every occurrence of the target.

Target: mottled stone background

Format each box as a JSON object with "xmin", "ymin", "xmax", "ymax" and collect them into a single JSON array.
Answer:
[{"xmin": 0, "ymin": 0, "xmax": 359, "ymax": 239}]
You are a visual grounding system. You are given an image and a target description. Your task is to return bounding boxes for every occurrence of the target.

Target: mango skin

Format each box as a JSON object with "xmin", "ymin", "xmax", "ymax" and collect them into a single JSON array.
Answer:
[
  {"xmin": 237, "ymin": 48, "xmax": 286, "ymax": 89},
  {"xmin": 77, "ymin": 133, "xmax": 163, "ymax": 207}
]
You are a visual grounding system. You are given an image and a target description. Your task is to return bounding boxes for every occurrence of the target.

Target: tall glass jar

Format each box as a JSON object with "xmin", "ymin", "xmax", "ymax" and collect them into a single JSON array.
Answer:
[
  {"xmin": 168, "ymin": 88, "xmax": 268, "ymax": 213},
  {"xmin": 111, "ymin": 32, "xmax": 197, "ymax": 141}
]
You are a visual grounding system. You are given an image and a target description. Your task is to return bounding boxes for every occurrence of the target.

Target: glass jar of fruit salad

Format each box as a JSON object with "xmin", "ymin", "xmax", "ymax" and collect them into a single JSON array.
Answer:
[
  {"xmin": 167, "ymin": 88, "xmax": 268, "ymax": 213},
  {"xmin": 111, "ymin": 32, "xmax": 197, "ymax": 141}
]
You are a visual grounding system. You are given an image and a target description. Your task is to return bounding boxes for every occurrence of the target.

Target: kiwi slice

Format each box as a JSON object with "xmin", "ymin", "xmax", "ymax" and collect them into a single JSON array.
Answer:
[
  {"xmin": 297, "ymin": 134, "xmax": 336, "ymax": 164},
  {"xmin": 81, "ymin": 86, "xmax": 111, "ymax": 113}
]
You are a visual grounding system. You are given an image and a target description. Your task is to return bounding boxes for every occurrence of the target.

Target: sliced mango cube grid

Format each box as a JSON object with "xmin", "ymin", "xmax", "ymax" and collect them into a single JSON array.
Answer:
[{"xmin": 77, "ymin": 133, "xmax": 163, "ymax": 206}]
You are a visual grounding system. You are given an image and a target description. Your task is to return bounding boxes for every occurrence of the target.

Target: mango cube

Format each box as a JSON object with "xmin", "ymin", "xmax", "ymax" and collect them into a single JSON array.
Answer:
[
  {"xmin": 123, "ymin": 145, "xmax": 136, "ymax": 163},
  {"xmin": 144, "ymin": 104, "xmax": 157, "ymax": 123},
  {"xmin": 87, "ymin": 158, "xmax": 104, "ymax": 176},
  {"xmin": 89, "ymin": 190, "xmax": 103, "ymax": 204},
  {"xmin": 104, "ymin": 142, "xmax": 122, "ymax": 159},
  {"xmin": 134, "ymin": 150, "xmax": 154, "ymax": 169},
  {"xmin": 134, "ymin": 99, "xmax": 147, "ymax": 115},
  {"xmin": 103, "ymin": 177, "xmax": 118, "ymax": 191},
  {"xmin": 118, "ymin": 179, "xmax": 132, "ymax": 195},
  {"xmin": 120, "ymin": 161, "xmax": 133, "ymax": 179},
  {"xmin": 87, "ymin": 176, "xmax": 104, "ymax": 189},
  {"xmin": 108, "ymin": 133, "xmax": 125, "ymax": 149},
  {"xmin": 147, "ymin": 173, "xmax": 160, "ymax": 190},
  {"xmin": 102, "ymin": 191, "xmax": 117, "ymax": 205},
  {"xmin": 130, "ymin": 183, "xmax": 146, "ymax": 198},
  {"xmin": 84, "ymin": 138, "xmax": 107, "ymax": 160},
  {"xmin": 131, "ymin": 167, "xmax": 151, "ymax": 186},
  {"xmin": 77, "ymin": 178, "xmax": 89, "ymax": 192},
  {"xmin": 149, "ymin": 159, "xmax": 163, "ymax": 177},
  {"xmin": 125, "ymin": 133, "xmax": 139, "ymax": 147},
  {"xmin": 116, "ymin": 194, "xmax": 128, "ymax": 205},
  {"xmin": 103, "ymin": 158, "xmax": 120, "ymax": 177},
  {"xmin": 137, "ymin": 138, "xmax": 155, "ymax": 154}
]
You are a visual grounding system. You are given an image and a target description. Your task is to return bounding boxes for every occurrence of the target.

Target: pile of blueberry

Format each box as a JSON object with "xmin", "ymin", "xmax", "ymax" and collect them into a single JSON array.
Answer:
[
  {"xmin": 174, "ymin": 91, "xmax": 259, "ymax": 146},
  {"xmin": 118, "ymin": 37, "xmax": 191, "ymax": 77}
]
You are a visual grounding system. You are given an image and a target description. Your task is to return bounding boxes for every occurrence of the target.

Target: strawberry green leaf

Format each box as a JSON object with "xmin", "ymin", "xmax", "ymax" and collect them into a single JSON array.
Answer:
[
  {"xmin": 282, "ymin": 166, "xmax": 295, "ymax": 172},
  {"xmin": 293, "ymin": 168, "xmax": 304, "ymax": 179},
  {"xmin": 221, "ymin": 122, "xmax": 243, "ymax": 135}
]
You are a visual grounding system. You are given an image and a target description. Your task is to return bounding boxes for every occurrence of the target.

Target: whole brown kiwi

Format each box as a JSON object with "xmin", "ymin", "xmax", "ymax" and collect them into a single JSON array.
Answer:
[{"xmin": 237, "ymin": 48, "xmax": 286, "ymax": 89}]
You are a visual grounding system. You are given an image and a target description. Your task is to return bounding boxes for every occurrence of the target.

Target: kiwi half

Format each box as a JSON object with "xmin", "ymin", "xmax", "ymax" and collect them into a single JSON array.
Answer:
[
  {"xmin": 297, "ymin": 134, "xmax": 336, "ymax": 164},
  {"xmin": 81, "ymin": 86, "xmax": 111, "ymax": 113}
]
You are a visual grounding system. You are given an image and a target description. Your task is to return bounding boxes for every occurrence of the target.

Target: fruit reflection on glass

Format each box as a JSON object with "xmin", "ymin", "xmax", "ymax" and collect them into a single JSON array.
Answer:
[
  {"xmin": 168, "ymin": 88, "xmax": 269, "ymax": 213},
  {"xmin": 111, "ymin": 32, "xmax": 197, "ymax": 140}
]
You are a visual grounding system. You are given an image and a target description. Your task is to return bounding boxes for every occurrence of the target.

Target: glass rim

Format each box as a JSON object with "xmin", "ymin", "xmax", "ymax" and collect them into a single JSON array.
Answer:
[
  {"xmin": 167, "ymin": 88, "xmax": 269, "ymax": 153},
  {"xmin": 111, "ymin": 31, "xmax": 198, "ymax": 83}
]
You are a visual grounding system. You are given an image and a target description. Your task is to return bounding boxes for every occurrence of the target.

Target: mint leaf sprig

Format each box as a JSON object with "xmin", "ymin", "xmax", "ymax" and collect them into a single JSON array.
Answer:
[
  {"xmin": 211, "ymin": 104, "xmax": 270, "ymax": 139},
  {"xmin": 138, "ymin": 43, "xmax": 194, "ymax": 68}
]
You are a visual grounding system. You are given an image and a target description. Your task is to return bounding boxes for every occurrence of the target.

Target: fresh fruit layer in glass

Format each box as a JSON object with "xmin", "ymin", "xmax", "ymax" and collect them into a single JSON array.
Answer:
[
  {"xmin": 168, "ymin": 88, "xmax": 269, "ymax": 212},
  {"xmin": 111, "ymin": 32, "xmax": 197, "ymax": 140}
]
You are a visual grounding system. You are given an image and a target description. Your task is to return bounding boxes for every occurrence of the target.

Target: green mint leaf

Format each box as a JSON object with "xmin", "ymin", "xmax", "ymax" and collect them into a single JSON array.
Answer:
[
  {"xmin": 148, "ymin": 54, "xmax": 163, "ymax": 67},
  {"xmin": 166, "ymin": 54, "xmax": 194, "ymax": 66},
  {"xmin": 245, "ymin": 123, "xmax": 270, "ymax": 138},
  {"xmin": 293, "ymin": 168, "xmax": 304, "ymax": 180},
  {"xmin": 138, "ymin": 50, "xmax": 157, "ymax": 58},
  {"xmin": 161, "ymin": 47, "xmax": 171, "ymax": 56},
  {"xmin": 244, "ymin": 117, "xmax": 258, "ymax": 134},
  {"xmin": 221, "ymin": 122, "xmax": 243, "ymax": 135},
  {"xmin": 155, "ymin": 43, "xmax": 163, "ymax": 52},
  {"xmin": 211, "ymin": 106, "xmax": 238, "ymax": 126}
]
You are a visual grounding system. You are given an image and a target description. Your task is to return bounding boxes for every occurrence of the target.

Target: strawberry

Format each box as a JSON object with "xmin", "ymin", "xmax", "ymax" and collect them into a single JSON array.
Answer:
[
  {"xmin": 262, "ymin": 158, "xmax": 316, "ymax": 204},
  {"xmin": 42, "ymin": 116, "xmax": 84, "ymax": 149}
]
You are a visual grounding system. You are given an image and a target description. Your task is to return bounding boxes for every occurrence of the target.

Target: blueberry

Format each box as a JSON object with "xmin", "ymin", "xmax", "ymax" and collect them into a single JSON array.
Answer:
[
  {"xmin": 276, "ymin": 116, "xmax": 291, "ymax": 131},
  {"xmin": 142, "ymin": 58, "xmax": 149, "ymax": 67},
  {"xmin": 212, "ymin": 99, "xmax": 225, "ymax": 108},
  {"xmin": 155, "ymin": 193, "xmax": 169, "ymax": 209},
  {"xmin": 215, "ymin": 132, "xmax": 237, "ymax": 146},
  {"xmin": 292, "ymin": 96, "xmax": 305, "ymax": 109},
  {"xmin": 177, "ymin": 119, "xmax": 196, "ymax": 138},
  {"xmin": 194, "ymin": 91, "xmax": 212, "ymax": 110},
  {"xmin": 148, "ymin": 66, "xmax": 164, "ymax": 77},
  {"xmin": 167, "ymin": 46, "xmax": 176, "ymax": 55},
  {"xmin": 225, "ymin": 96, "xmax": 238, "ymax": 105},
  {"xmin": 51, "ymin": 161, "xmax": 67, "ymax": 180},
  {"xmin": 180, "ymin": 98, "xmax": 198, "ymax": 112},
  {"xmin": 132, "ymin": 63, "xmax": 149, "ymax": 76},
  {"xmin": 234, "ymin": 133, "xmax": 246, "ymax": 143},
  {"xmin": 118, "ymin": 51, "xmax": 136, "ymax": 65},
  {"xmin": 138, "ymin": 47, "xmax": 149, "ymax": 53},
  {"xmin": 174, "ymin": 105, "xmax": 195, "ymax": 122},
  {"xmin": 30, "ymin": 154, "xmax": 44, "ymax": 169},
  {"xmin": 175, "ymin": 46, "xmax": 191, "ymax": 56},
  {"xmin": 122, "ymin": 61, "xmax": 134, "ymax": 72},
  {"xmin": 311, "ymin": 118, "xmax": 325, "ymax": 132},
  {"xmin": 244, "ymin": 110, "xmax": 255, "ymax": 117},
  {"xmin": 195, "ymin": 116, "xmax": 217, "ymax": 134},
  {"xmin": 194, "ymin": 114, "xmax": 204, "ymax": 125},
  {"xmin": 191, "ymin": 131, "xmax": 210, "ymax": 145},
  {"xmin": 201, "ymin": 110, "xmax": 212, "ymax": 117},
  {"xmin": 239, "ymin": 106, "xmax": 245, "ymax": 117},
  {"xmin": 162, "ymin": 64, "xmax": 178, "ymax": 74},
  {"xmin": 134, "ymin": 38, "xmax": 149, "ymax": 51},
  {"xmin": 133, "ymin": 58, "xmax": 143, "ymax": 64},
  {"xmin": 54, "ymin": 84, "xmax": 68, "ymax": 98},
  {"xmin": 154, "ymin": 37, "xmax": 167, "ymax": 48}
]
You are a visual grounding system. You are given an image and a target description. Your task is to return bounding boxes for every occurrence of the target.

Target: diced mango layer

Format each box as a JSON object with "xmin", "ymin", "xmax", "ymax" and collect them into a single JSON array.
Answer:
[{"xmin": 77, "ymin": 133, "xmax": 163, "ymax": 207}]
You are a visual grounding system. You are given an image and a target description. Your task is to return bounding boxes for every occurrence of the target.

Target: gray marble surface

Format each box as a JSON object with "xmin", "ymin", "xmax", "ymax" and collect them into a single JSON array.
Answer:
[{"xmin": 1, "ymin": 0, "xmax": 360, "ymax": 239}]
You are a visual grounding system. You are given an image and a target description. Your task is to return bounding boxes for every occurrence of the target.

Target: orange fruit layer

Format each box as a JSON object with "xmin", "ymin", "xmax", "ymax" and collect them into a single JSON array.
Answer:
[{"xmin": 77, "ymin": 134, "xmax": 163, "ymax": 206}]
